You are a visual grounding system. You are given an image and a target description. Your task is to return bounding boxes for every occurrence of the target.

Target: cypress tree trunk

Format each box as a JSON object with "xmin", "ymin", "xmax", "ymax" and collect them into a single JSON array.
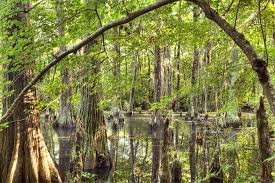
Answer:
[
  {"xmin": 256, "ymin": 97, "xmax": 273, "ymax": 183},
  {"xmin": 227, "ymin": 48, "xmax": 239, "ymax": 121},
  {"xmin": 56, "ymin": 0, "xmax": 74, "ymax": 127},
  {"xmin": 0, "ymin": 2, "xmax": 61, "ymax": 182},
  {"xmin": 163, "ymin": 47, "xmax": 172, "ymax": 97},
  {"xmin": 227, "ymin": 147, "xmax": 236, "ymax": 183},
  {"xmin": 189, "ymin": 43, "xmax": 199, "ymax": 183},
  {"xmin": 152, "ymin": 45, "xmax": 162, "ymax": 183},
  {"xmin": 176, "ymin": 44, "xmax": 181, "ymax": 111},
  {"xmin": 129, "ymin": 117, "xmax": 136, "ymax": 183},
  {"xmin": 78, "ymin": 58, "xmax": 111, "ymax": 172},
  {"xmin": 128, "ymin": 50, "xmax": 138, "ymax": 115},
  {"xmin": 160, "ymin": 118, "xmax": 172, "ymax": 183}
]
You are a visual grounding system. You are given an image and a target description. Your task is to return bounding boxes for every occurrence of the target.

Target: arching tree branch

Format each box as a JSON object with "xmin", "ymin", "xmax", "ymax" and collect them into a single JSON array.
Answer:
[
  {"xmin": 187, "ymin": 0, "xmax": 275, "ymax": 116},
  {"xmin": 0, "ymin": 0, "xmax": 179, "ymax": 124}
]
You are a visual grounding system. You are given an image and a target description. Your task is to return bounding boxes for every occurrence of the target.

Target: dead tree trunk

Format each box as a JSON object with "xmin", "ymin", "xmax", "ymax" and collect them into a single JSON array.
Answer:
[
  {"xmin": 256, "ymin": 97, "xmax": 273, "ymax": 183},
  {"xmin": 0, "ymin": 2, "xmax": 61, "ymax": 182}
]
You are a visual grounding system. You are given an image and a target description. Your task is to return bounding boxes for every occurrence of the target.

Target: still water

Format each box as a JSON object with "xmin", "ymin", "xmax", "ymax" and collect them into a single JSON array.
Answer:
[{"xmin": 41, "ymin": 113, "xmax": 259, "ymax": 183}]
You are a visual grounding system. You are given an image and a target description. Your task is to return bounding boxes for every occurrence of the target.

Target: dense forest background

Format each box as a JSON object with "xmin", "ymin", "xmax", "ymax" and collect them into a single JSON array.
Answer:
[{"xmin": 0, "ymin": 0, "xmax": 274, "ymax": 182}]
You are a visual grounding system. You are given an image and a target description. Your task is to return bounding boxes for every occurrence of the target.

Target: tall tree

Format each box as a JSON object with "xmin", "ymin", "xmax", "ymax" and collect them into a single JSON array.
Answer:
[
  {"xmin": 0, "ymin": 2, "xmax": 61, "ymax": 182},
  {"xmin": 151, "ymin": 46, "xmax": 162, "ymax": 183},
  {"xmin": 256, "ymin": 97, "xmax": 273, "ymax": 183},
  {"xmin": 78, "ymin": 47, "xmax": 111, "ymax": 172},
  {"xmin": 56, "ymin": 0, "xmax": 74, "ymax": 127},
  {"xmin": 128, "ymin": 50, "xmax": 139, "ymax": 115},
  {"xmin": 189, "ymin": 7, "xmax": 200, "ymax": 183}
]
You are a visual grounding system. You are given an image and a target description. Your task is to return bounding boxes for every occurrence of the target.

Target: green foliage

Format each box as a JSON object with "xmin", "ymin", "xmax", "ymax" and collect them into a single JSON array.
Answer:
[{"xmin": 0, "ymin": 122, "xmax": 9, "ymax": 131}]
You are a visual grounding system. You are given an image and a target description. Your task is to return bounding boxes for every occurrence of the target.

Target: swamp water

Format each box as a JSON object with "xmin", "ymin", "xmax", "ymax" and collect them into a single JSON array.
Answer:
[{"xmin": 41, "ymin": 113, "xmax": 260, "ymax": 183}]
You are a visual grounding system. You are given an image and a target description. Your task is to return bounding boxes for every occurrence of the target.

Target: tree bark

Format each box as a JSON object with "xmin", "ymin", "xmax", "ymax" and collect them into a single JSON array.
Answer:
[
  {"xmin": 162, "ymin": 47, "xmax": 172, "ymax": 97},
  {"xmin": 152, "ymin": 46, "xmax": 162, "ymax": 183},
  {"xmin": 56, "ymin": 0, "xmax": 74, "ymax": 127},
  {"xmin": 0, "ymin": 2, "xmax": 61, "ymax": 182},
  {"xmin": 78, "ymin": 57, "xmax": 110, "ymax": 172},
  {"xmin": 226, "ymin": 48, "xmax": 239, "ymax": 121},
  {"xmin": 129, "ymin": 117, "xmax": 136, "ymax": 183},
  {"xmin": 128, "ymin": 50, "xmax": 139, "ymax": 115},
  {"xmin": 256, "ymin": 97, "xmax": 273, "ymax": 183},
  {"xmin": 160, "ymin": 118, "xmax": 172, "ymax": 183},
  {"xmin": 189, "ymin": 8, "xmax": 200, "ymax": 182}
]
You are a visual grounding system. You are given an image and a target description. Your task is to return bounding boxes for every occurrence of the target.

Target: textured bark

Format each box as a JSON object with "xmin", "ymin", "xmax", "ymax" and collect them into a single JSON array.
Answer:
[
  {"xmin": 55, "ymin": 128, "xmax": 73, "ymax": 182},
  {"xmin": 162, "ymin": 47, "xmax": 172, "ymax": 97},
  {"xmin": 203, "ymin": 43, "xmax": 210, "ymax": 114},
  {"xmin": 70, "ymin": 127, "xmax": 83, "ymax": 182},
  {"xmin": 152, "ymin": 46, "xmax": 162, "ymax": 183},
  {"xmin": 188, "ymin": 0, "xmax": 275, "ymax": 116},
  {"xmin": 256, "ymin": 97, "xmax": 273, "ymax": 183},
  {"xmin": 56, "ymin": 0, "xmax": 74, "ymax": 127},
  {"xmin": 0, "ymin": 3, "xmax": 61, "ymax": 183},
  {"xmin": 78, "ymin": 59, "xmax": 110, "ymax": 171}
]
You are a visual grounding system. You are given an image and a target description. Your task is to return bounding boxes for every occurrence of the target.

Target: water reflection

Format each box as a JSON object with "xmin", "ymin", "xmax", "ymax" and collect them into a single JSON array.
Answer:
[{"xmin": 41, "ymin": 113, "xmax": 259, "ymax": 182}]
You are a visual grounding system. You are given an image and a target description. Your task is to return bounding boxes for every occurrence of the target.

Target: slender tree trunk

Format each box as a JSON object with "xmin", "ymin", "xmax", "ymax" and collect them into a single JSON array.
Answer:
[
  {"xmin": 56, "ymin": 0, "xmax": 74, "ymax": 127},
  {"xmin": 160, "ymin": 119, "xmax": 171, "ymax": 183},
  {"xmin": 189, "ymin": 8, "xmax": 199, "ymax": 179},
  {"xmin": 227, "ymin": 48, "xmax": 239, "ymax": 121},
  {"xmin": 176, "ymin": 44, "xmax": 181, "ymax": 111},
  {"xmin": 113, "ymin": 27, "xmax": 121, "ymax": 108},
  {"xmin": 129, "ymin": 117, "xmax": 136, "ymax": 183},
  {"xmin": 162, "ymin": 47, "xmax": 172, "ymax": 97},
  {"xmin": 128, "ymin": 50, "xmax": 139, "ymax": 115},
  {"xmin": 256, "ymin": 97, "xmax": 273, "ymax": 183},
  {"xmin": 108, "ymin": 122, "xmax": 119, "ymax": 183},
  {"xmin": 0, "ymin": 2, "xmax": 61, "ymax": 182},
  {"xmin": 203, "ymin": 43, "xmax": 211, "ymax": 114},
  {"xmin": 227, "ymin": 146, "xmax": 236, "ymax": 183},
  {"xmin": 152, "ymin": 46, "xmax": 162, "ymax": 183}
]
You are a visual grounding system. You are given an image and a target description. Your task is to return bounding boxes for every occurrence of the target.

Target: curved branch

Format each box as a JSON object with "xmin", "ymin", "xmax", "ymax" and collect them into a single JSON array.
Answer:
[
  {"xmin": 0, "ymin": 0, "xmax": 178, "ymax": 123},
  {"xmin": 187, "ymin": 0, "xmax": 275, "ymax": 116}
]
